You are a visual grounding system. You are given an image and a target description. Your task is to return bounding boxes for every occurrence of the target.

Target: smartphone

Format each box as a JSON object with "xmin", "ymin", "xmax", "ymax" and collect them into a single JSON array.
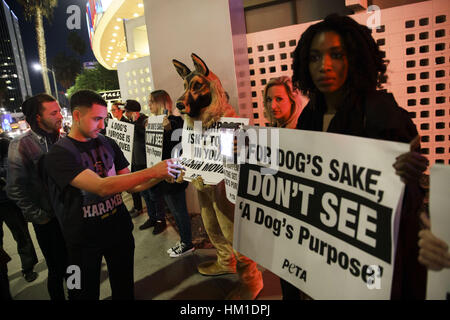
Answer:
[{"xmin": 163, "ymin": 109, "xmax": 168, "ymax": 115}]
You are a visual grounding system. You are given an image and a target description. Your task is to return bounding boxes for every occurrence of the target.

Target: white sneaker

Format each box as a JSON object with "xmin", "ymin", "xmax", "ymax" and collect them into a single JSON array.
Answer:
[
  {"xmin": 169, "ymin": 242, "xmax": 195, "ymax": 258},
  {"xmin": 167, "ymin": 241, "xmax": 181, "ymax": 254}
]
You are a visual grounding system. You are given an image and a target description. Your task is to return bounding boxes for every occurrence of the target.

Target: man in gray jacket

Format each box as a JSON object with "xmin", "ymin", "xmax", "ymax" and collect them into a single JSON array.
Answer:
[{"xmin": 6, "ymin": 93, "xmax": 68, "ymax": 300}]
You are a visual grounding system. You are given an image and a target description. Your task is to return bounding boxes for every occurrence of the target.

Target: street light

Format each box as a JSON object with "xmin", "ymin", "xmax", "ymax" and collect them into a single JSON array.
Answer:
[{"xmin": 33, "ymin": 63, "xmax": 59, "ymax": 103}]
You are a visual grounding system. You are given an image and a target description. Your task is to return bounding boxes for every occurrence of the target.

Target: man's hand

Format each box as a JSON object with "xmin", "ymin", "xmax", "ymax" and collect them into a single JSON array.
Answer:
[
  {"xmin": 150, "ymin": 159, "xmax": 184, "ymax": 180},
  {"xmin": 393, "ymin": 135, "xmax": 428, "ymax": 185},
  {"xmin": 418, "ymin": 212, "xmax": 450, "ymax": 271}
]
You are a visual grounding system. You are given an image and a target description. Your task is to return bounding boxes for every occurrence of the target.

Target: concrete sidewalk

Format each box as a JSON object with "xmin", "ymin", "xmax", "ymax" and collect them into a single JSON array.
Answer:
[{"xmin": 2, "ymin": 192, "xmax": 282, "ymax": 300}]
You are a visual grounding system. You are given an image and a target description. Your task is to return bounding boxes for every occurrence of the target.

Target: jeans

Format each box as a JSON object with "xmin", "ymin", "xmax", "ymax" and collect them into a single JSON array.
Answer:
[
  {"xmin": 164, "ymin": 190, "xmax": 192, "ymax": 245},
  {"xmin": 0, "ymin": 201, "xmax": 38, "ymax": 274},
  {"xmin": 67, "ymin": 233, "xmax": 135, "ymax": 300},
  {"xmin": 131, "ymin": 164, "xmax": 144, "ymax": 211},
  {"xmin": 142, "ymin": 184, "xmax": 165, "ymax": 221},
  {"xmin": 33, "ymin": 217, "xmax": 68, "ymax": 300}
]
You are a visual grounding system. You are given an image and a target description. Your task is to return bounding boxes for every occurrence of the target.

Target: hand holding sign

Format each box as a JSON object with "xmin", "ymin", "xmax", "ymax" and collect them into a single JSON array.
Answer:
[
  {"xmin": 418, "ymin": 212, "xmax": 450, "ymax": 271},
  {"xmin": 393, "ymin": 136, "xmax": 428, "ymax": 185},
  {"xmin": 191, "ymin": 176, "xmax": 213, "ymax": 193},
  {"xmin": 163, "ymin": 116, "xmax": 172, "ymax": 131},
  {"xmin": 150, "ymin": 159, "xmax": 185, "ymax": 180}
]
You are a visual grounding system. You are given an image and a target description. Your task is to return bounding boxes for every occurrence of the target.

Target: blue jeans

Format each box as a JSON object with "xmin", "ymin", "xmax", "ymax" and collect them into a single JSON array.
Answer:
[
  {"xmin": 164, "ymin": 190, "xmax": 192, "ymax": 245},
  {"xmin": 141, "ymin": 184, "xmax": 165, "ymax": 221}
]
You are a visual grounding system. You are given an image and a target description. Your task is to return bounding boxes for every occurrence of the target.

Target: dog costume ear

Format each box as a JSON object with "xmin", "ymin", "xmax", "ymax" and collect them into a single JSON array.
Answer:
[
  {"xmin": 191, "ymin": 53, "xmax": 209, "ymax": 76},
  {"xmin": 172, "ymin": 59, "xmax": 191, "ymax": 79}
]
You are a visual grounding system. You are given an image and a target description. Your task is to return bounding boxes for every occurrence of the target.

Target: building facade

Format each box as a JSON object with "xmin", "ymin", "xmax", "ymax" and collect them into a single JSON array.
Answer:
[
  {"xmin": 88, "ymin": 0, "xmax": 449, "ymax": 171},
  {"xmin": 0, "ymin": 0, "xmax": 32, "ymax": 112}
]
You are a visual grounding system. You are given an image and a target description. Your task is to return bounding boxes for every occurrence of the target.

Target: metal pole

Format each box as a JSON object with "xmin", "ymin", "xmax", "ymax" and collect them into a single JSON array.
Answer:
[{"xmin": 49, "ymin": 68, "xmax": 59, "ymax": 103}]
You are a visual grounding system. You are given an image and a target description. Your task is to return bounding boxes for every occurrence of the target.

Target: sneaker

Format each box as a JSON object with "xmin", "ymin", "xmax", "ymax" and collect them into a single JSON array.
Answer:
[
  {"xmin": 139, "ymin": 219, "xmax": 156, "ymax": 230},
  {"xmin": 167, "ymin": 241, "xmax": 181, "ymax": 254},
  {"xmin": 152, "ymin": 220, "xmax": 166, "ymax": 235},
  {"xmin": 23, "ymin": 271, "xmax": 38, "ymax": 283},
  {"xmin": 169, "ymin": 242, "xmax": 195, "ymax": 258}
]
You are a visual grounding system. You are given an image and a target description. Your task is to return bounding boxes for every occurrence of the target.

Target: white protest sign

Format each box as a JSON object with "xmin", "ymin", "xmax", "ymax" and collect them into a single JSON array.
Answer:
[
  {"xmin": 145, "ymin": 115, "xmax": 165, "ymax": 168},
  {"xmin": 426, "ymin": 164, "xmax": 450, "ymax": 300},
  {"xmin": 220, "ymin": 118, "xmax": 249, "ymax": 204},
  {"xmin": 106, "ymin": 119, "xmax": 134, "ymax": 166},
  {"xmin": 180, "ymin": 117, "xmax": 248, "ymax": 185},
  {"xmin": 233, "ymin": 126, "xmax": 408, "ymax": 300}
]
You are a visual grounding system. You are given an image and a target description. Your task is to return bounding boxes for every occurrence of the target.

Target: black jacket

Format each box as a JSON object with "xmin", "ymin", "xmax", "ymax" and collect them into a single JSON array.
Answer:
[
  {"xmin": 296, "ymin": 90, "xmax": 426, "ymax": 299},
  {"xmin": 131, "ymin": 113, "xmax": 148, "ymax": 168},
  {"xmin": 161, "ymin": 115, "xmax": 188, "ymax": 194}
]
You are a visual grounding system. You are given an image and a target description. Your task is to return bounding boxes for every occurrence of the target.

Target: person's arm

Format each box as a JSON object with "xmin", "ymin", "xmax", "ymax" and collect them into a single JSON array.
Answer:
[
  {"xmin": 69, "ymin": 159, "xmax": 181, "ymax": 197},
  {"xmin": 116, "ymin": 166, "xmax": 163, "ymax": 193}
]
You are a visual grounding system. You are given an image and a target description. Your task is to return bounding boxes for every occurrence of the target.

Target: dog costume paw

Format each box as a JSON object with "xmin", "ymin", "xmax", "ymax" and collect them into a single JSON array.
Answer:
[
  {"xmin": 191, "ymin": 176, "xmax": 212, "ymax": 192},
  {"xmin": 197, "ymin": 260, "xmax": 236, "ymax": 276}
]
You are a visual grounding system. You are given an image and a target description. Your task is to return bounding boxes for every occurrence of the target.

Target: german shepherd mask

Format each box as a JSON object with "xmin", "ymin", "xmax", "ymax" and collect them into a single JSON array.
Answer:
[{"xmin": 172, "ymin": 53, "xmax": 236, "ymax": 128}]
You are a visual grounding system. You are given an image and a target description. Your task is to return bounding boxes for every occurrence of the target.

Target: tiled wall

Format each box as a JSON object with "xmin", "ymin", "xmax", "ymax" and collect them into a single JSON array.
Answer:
[
  {"xmin": 246, "ymin": 0, "xmax": 449, "ymax": 166},
  {"xmin": 117, "ymin": 55, "xmax": 154, "ymax": 112}
]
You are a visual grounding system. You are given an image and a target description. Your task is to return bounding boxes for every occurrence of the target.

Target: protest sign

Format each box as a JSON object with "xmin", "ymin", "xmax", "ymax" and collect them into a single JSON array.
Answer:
[
  {"xmin": 106, "ymin": 119, "xmax": 134, "ymax": 166},
  {"xmin": 145, "ymin": 115, "xmax": 165, "ymax": 168},
  {"xmin": 426, "ymin": 164, "xmax": 450, "ymax": 300},
  {"xmin": 180, "ymin": 117, "xmax": 248, "ymax": 185},
  {"xmin": 233, "ymin": 126, "xmax": 408, "ymax": 299}
]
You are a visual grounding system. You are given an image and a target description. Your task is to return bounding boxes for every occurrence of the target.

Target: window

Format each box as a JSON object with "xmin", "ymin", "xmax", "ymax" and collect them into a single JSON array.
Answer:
[
  {"xmin": 419, "ymin": 45, "xmax": 429, "ymax": 53},
  {"xmin": 435, "ymin": 109, "xmax": 445, "ymax": 117},
  {"xmin": 405, "ymin": 20, "xmax": 414, "ymax": 28},
  {"xmin": 435, "ymin": 15, "xmax": 446, "ymax": 24},
  {"xmin": 419, "ymin": 59, "xmax": 429, "ymax": 66},
  {"xmin": 405, "ymin": 34, "xmax": 415, "ymax": 42},
  {"xmin": 435, "ymin": 56, "xmax": 445, "ymax": 64},
  {"xmin": 420, "ymin": 85, "xmax": 429, "ymax": 92},
  {"xmin": 435, "ymin": 29, "xmax": 445, "ymax": 38},
  {"xmin": 407, "ymin": 86, "xmax": 416, "ymax": 93},
  {"xmin": 419, "ymin": 17, "xmax": 429, "ymax": 26},
  {"xmin": 435, "ymin": 43, "xmax": 445, "ymax": 51}
]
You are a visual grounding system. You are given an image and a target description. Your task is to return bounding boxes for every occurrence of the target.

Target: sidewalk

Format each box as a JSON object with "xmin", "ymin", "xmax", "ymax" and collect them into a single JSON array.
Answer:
[{"xmin": 2, "ymin": 192, "xmax": 282, "ymax": 300}]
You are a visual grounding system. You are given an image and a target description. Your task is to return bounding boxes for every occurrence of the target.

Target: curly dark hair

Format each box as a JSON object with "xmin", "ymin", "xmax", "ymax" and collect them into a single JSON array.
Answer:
[{"xmin": 292, "ymin": 14, "xmax": 387, "ymax": 98}]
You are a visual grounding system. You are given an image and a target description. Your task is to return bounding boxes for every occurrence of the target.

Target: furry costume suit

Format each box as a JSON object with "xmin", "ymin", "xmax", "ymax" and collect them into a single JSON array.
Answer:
[{"xmin": 173, "ymin": 54, "xmax": 263, "ymax": 299}]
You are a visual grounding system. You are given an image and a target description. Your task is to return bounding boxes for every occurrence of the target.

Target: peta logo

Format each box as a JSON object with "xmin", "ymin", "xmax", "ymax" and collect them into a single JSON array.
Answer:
[{"xmin": 66, "ymin": 265, "xmax": 81, "ymax": 289}]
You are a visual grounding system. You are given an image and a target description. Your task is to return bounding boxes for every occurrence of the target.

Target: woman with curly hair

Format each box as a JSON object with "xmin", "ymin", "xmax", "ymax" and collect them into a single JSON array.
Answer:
[
  {"xmin": 283, "ymin": 14, "xmax": 428, "ymax": 300},
  {"xmin": 263, "ymin": 76, "xmax": 303, "ymax": 128}
]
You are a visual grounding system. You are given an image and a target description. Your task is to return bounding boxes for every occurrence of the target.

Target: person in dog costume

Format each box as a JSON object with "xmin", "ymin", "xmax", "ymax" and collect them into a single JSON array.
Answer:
[{"xmin": 172, "ymin": 53, "xmax": 263, "ymax": 300}]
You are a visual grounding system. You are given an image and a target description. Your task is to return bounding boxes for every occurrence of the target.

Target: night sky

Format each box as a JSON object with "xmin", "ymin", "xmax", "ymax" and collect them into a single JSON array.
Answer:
[{"xmin": 5, "ymin": 0, "xmax": 96, "ymax": 96}]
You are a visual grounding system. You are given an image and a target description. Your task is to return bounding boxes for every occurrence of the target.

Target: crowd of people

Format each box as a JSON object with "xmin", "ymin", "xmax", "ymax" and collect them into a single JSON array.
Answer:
[{"xmin": 0, "ymin": 14, "xmax": 449, "ymax": 300}]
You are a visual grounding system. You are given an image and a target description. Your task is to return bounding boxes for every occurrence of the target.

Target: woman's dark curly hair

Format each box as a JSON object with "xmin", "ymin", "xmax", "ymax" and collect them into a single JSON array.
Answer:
[{"xmin": 292, "ymin": 14, "xmax": 388, "ymax": 98}]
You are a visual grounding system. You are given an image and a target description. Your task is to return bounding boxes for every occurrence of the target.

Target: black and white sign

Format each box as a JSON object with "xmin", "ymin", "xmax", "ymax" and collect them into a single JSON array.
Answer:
[
  {"xmin": 145, "ymin": 115, "xmax": 165, "ymax": 168},
  {"xmin": 426, "ymin": 164, "xmax": 450, "ymax": 300},
  {"xmin": 233, "ymin": 127, "xmax": 408, "ymax": 299},
  {"xmin": 180, "ymin": 117, "xmax": 248, "ymax": 185},
  {"xmin": 106, "ymin": 119, "xmax": 134, "ymax": 166}
]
